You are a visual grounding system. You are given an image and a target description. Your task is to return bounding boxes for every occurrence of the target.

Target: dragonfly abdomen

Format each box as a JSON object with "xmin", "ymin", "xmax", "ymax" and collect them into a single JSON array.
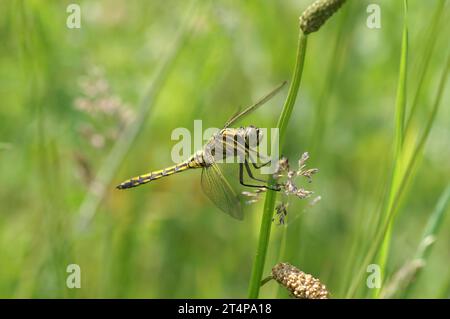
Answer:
[{"xmin": 116, "ymin": 159, "xmax": 201, "ymax": 190}]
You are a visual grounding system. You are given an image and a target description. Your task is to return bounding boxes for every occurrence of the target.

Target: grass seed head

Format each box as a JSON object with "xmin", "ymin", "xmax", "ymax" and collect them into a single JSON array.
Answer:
[
  {"xmin": 299, "ymin": 0, "xmax": 347, "ymax": 35},
  {"xmin": 272, "ymin": 262, "xmax": 329, "ymax": 299}
]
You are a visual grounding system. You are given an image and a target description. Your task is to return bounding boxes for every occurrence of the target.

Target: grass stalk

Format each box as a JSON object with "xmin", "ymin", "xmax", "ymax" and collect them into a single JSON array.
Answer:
[
  {"xmin": 404, "ymin": 0, "xmax": 446, "ymax": 133},
  {"xmin": 394, "ymin": 0, "xmax": 409, "ymax": 153},
  {"xmin": 372, "ymin": 0, "xmax": 408, "ymax": 298},
  {"xmin": 379, "ymin": 184, "xmax": 450, "ymax": 298},
  {"xmin": 401, "ymin": 184, "xmax": 450, "ymax": 297},
  {"xmin": 247, "ymin": 0, "xmax": 347, "ymax": 299},
  {"xmin": 277, "ymin": 35, "xmax": 308, "ymax": 147},
  {"xmin": 247, "ymin": 33, "xmax": 308, "ymax": 299},
  {"xmin": 346, "ymin": 46, "xmax": 450, "ymax": 298}
]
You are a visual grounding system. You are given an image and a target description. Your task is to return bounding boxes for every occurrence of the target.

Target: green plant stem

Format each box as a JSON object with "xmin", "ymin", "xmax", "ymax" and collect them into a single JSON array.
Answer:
[
  {"xmin": 404, "ymin": 0, "xmax": 446, "ymax": 133},
  {"xmin": 394, "ymin": 0, "xmax": 408, "ymax": 153},
  {"xmin": 372, "ymin": 0, "xmax": 408, "ymax": 299},
  {"xmin": 402, "ymin": 184, "xmax": 450, "ymax": 297},
  {"xmin": 247, "ymin": 33, "xmax": 307, "ymax": 299},
  {"xmin": 277, "ymin": 35, "xmax": 308, "ymax": 147},
  {"xmin": 346, "ymin": 47, "xmax": 450, "ymax": 298},
  {"xmin": 260, "ymin": 275, "xmax": 274, "ymax": 287}
]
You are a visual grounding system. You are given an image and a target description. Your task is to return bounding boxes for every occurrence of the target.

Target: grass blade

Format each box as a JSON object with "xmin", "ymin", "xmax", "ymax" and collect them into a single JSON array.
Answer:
[
  {"xmin": 380, "ymin": 184, "xmax": 450, "ymax": 298},
  {"xmin": 372, "ymin": 0, "xmax": 409, "ymax": 298},
  {"xmin": 346, "ymin": 44, "xmax": 450, "ymax": 298},
  {"xmin": 403, "ymin": 184, "xmax": 450, "ymax": 297},
  {"xmin": 404, "ymin": 0, "xmax": 446, "ymax": 133},
  {"xmin": 247, "ymin": 0, "xmax": 347, "ymax": 299}
]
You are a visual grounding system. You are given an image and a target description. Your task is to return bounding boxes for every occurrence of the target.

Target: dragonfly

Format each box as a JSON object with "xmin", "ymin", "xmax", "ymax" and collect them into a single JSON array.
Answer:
[{"xmin": 116, "ymin": 81, "xmax": 286, "ymax": 220}]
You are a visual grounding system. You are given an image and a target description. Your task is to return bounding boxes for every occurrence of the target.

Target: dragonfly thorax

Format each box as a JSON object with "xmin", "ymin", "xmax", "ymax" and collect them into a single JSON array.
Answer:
[
  {"xmin": 199, "ymin": 126, "xmax": 263, "ymax": 165},
  {"xmin": 242, "ymin": 125, "xmax": 263, "ymax": 147},
  {"xmin": 219, "ymin": 126, "xmax": 263, "ymax": 148}
]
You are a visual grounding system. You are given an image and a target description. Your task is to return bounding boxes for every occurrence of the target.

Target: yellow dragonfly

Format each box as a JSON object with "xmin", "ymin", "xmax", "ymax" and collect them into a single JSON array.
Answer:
[{"xmin": 117, "ymin": 82, "xmax": 286, "ymax": 220}]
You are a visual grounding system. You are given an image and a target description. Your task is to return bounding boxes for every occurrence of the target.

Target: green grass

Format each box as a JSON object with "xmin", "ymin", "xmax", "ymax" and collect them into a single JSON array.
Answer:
[
  {"xmin": 247, "ymin": 32, "xmax": 308, "ymax": 299},
  {"xmin": 373, "ymin": 0, "xmax": 409, "ymax": 299},
  {"xmin": 401, "ymin": 183, "xmax": 450, "ymax": 297},
  {"xmin": 346, "ymin": 1, "xmax": 450, "ymax": 296},
  {"xmin": 0, "ymin": 0, "xmax": 449, "ymax": 298},
  {"xmin": 248, "ymin": 0, "xmax": 348, "ymax": 299}
]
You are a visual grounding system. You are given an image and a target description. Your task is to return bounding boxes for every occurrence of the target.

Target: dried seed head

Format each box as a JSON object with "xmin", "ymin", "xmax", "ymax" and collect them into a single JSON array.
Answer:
[
  {"xmin": 242, "ymin": 188, "xmax": 267, "ymax": 205},
  {"xmin": 299, "ymin": 0, "xmax": 346, "ymax": 35},
  {"xmin": 298, "ymin": 168, "xmax": 319, "ymax": 182},
  {"xmin": 272, "ymin": 262, "xmax": 329, "ymax": 299},
  {"xmin": 244, "ymin": 153, "xmax": 319, "ymax": 221},
  {"xmin": 274, "ymin": 202, "xmax": 289, "ymax": 224},
  {"xmin": 273, "ymin": 157, "xmax": 290, "ymax": 179},
  {"xmin": 276, "ymin": 152, "xmax": 317, "ymax": 199},
  {"xmin": 299, "ymin": 152, "xmax": 310, "ymax": 168},
  {"xmin": 295, "ymin": 187, "xmax": 313, "ymax": 199}
]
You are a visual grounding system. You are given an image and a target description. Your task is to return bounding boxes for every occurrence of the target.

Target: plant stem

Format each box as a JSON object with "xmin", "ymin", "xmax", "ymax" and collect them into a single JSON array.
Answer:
[
  {"xmin": 346, "ymin": 46, "xmax": 450, "ymax": 298},
  {"xmin": 260, "ymin": 275, "xmax": 274, "ymax": 287},
  {"xmin": 247, "ymin": 33, "xmax": 307, "ymax": 299},
  {"xmin": 372, "ymin": 0, "xmax": 408, "ymax": 299},
  {"xmin": 402, "ymin": 184, "xmax": 450, "ymax": 297},
  {"xmin": 276, "ymin": 35, "xmax": 308, "ymax": 147},
  {"xmin": 394, "ymin": 0, "xmax": 409, "ymax": 153},
  {"xmin": 404, "ymin": 0, "xmax": 446, "ymax": 133}
]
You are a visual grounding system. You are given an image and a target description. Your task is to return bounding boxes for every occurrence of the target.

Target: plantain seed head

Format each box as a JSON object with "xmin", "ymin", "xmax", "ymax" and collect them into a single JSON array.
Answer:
[
  {"xmin": 299, "ymin": 0, "xmax": 347, "ymax": 35},
  {"xmin": 272, "ymin": 262, "xmax": 329, "ymax": 299}
]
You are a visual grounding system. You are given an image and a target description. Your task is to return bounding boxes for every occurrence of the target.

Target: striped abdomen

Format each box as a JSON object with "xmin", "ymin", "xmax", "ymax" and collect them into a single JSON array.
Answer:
[{"xmin": 116, "ymin": 156, "xmax": 203, "ymax": 190}]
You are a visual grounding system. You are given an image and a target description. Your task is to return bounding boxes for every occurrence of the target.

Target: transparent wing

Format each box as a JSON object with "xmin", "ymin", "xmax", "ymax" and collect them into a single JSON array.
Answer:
[
  {"xmin": 223, "ymin": 81, "xmax": 286, "ymax": 128},
  {"xmin": 220, "ymin": 137, "xmax": 268, "ymax": 165},
  {"xmin": 201, "ymin": 161, "xmax": 243, "ymax": 220}
]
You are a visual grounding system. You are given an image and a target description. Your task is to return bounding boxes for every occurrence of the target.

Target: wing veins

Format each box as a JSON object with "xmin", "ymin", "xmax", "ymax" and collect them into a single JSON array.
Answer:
[
  {"xmin": 201, "ymin": 154, "xmax": 243, "ymax": 220},
  {"xmin": 223, "ymin": 81, "xmax": 287, "ymax": 128}
]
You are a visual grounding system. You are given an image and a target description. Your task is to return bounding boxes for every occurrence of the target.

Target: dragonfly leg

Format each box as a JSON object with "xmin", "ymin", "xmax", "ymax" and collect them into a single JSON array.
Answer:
[
  {"xmin": 252, "ymin": 160, "xmax": 271, "ymax": 169},
  {"xmin": 244, "ymin": 160, "xmax": 268, "ymax": 184},
  {"xmin": 245, "ymin": 149, "xmax": 271, "ymax": 169},
  {"xmin": 247, "ymin": 150, "xmax": 272, "ymax": 169},
  {"xmin": 239, "ymin": 162, "xmax": 280, "ymax": 191},
  {"xmin": 239, "ymin": 162, "xmax": 265, "ymax": 189}
]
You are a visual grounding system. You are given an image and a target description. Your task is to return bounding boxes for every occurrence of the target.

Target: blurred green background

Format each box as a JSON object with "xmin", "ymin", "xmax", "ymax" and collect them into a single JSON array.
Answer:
[{"xmin": 0, "ymin": 0, "xmax": 449, "ymax": 298}]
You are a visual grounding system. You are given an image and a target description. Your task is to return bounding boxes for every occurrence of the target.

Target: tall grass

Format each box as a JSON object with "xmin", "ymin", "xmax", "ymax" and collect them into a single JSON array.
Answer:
[
  {"xmin": 405, "ymin": 0, "xmax": 447, "ymax": 132},
  {"xmin": 247, "ymin": 32, "xmax": 308, "ymax": 299},
  {"xmin": 373, "ymin": 0, "xmax": 450, "ymax": 299},
  {"xmin": 378, "ymin": 184, "xmax": 450, "ymax": 298},
  {"xmin": 373, "ymin": 0, "xmax": 409, "ymax": 299},
  {"xmin": 346, "ymin": 25, "xmax": 450, "ymax": 298},
  {"xmin": 402, "ymin": 184, "xmax": 450, "ymax": 297},
  {"xmin": 76, "ymin": 3, "xmax": 198, "ymax": 230},
  {"xmin": 247, "ymin": 0, "xmax": 347, "ymax": 299},
  {"xmin": 1, "ymin": 0, "xmax": 448, "ymax": 299}
]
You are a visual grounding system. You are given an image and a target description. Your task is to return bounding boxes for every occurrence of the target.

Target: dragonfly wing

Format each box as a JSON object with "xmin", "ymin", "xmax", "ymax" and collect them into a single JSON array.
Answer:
[
  {"xmin": 223, "ymin": 81, "xmax": 286, "ymax": 128},
  {"xmin": 217, "ymin": 137, "xmax": 269, "ymax": 167},
  {"xmin": 201, "ymin": 162, "xmax": 244, "ymax": 220}
]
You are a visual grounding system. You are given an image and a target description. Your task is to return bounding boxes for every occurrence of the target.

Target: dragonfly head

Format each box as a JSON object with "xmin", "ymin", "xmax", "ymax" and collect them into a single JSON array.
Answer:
[{"xmin": 245, "ymin": 125, "xmax": 263, "ymax": 147}]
